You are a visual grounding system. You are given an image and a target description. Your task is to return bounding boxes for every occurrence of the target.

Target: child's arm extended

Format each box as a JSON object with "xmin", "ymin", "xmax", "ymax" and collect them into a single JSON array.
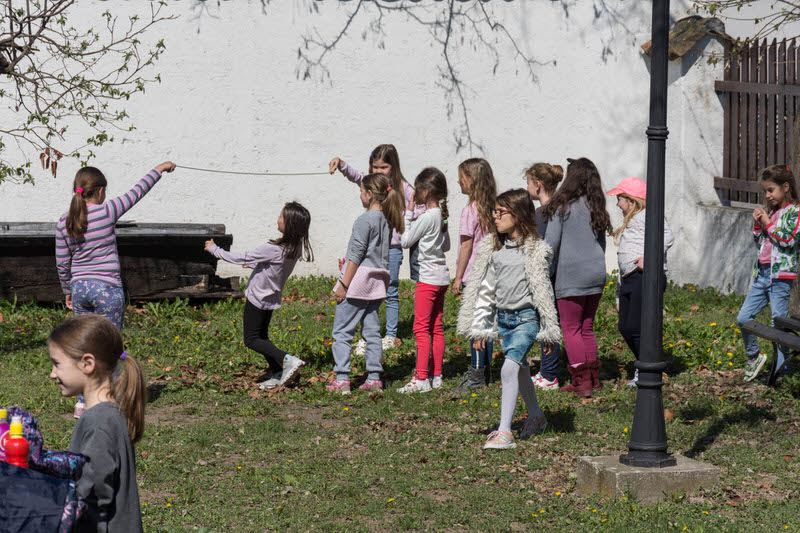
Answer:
[
  {"xmin": 329, "ymin": 157, "xmax": 364, "ymax": 185},
  {"xmin": 107, "ymin": 161, "xmax": 175, "ymax": 222},
  {"xmin": 764, "ymin": 205, "xmax": 800, "ymax": 248},
  {"xmin": 204, "ymin": 240, "xmax": 282, "ymax": 266},
  {"xmin": 400, "ymin": 206, "xmax": 429, "ymax": 249}
]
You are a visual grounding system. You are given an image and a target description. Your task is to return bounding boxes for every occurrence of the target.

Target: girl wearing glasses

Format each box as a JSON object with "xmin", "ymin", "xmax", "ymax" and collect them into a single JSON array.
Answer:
[{"xmin": 458, "ymin": 189, "xmax": 561, "ymax": 449}]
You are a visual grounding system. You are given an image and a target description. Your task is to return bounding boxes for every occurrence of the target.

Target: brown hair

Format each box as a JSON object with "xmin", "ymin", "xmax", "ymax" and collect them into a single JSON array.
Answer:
[
  {"xmin": 66, "ymin": 167, "xmax": 108, "ymax": 239},
  {"xmin": 48, "ymin": 315, "xmax": 146, "ymax": 444},
  {"xmin": 458, "ymin": 158, "xmax": 497, "ymax": 234},
  {"xmin": 524, "ymin": 162, "xmax": 564, "ymax": 196},
  {"xmin": 760, "ymin": 164, "xmax": 799, "ymax": 210},
  {"xmin": 414, "ymin": 167, "xmax": 449, "ymax": 232},
  {"xmin": 369, "ymin": 144, "xmax": 409, "ymax": 195},
  {"xmin": 492, "ymin": 188, "xmax": 540, "ymax": 250},
  {"xmin": 362, "ymin": 172, "xmax": 405, "ymax": 234},
  {"xmin": 611, "ymin": 194, "xmax": 646, "ymax": 245},
  {"xmin": 543, "ymin": 157, "xmax": 612, "ymax": 235},
  {"xmin": 271, "ymin": 201, "xmax": 314, "ymax": 262}
]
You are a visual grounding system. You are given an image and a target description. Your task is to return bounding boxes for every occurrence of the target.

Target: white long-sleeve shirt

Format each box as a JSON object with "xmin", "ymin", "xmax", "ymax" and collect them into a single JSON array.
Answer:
[
  {"xmin": 617, "ymin": 209, "xmax": 674, "ymax": 277},
  {"xmin": 400, "ymin": 207, "xmax": 451, "ymax": 286}
]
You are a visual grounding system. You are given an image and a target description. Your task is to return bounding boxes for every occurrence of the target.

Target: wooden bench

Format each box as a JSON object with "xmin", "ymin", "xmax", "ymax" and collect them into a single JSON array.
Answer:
[{"xmin": 741, "ymin": 318, "xmax": 800, "ymax": 385}]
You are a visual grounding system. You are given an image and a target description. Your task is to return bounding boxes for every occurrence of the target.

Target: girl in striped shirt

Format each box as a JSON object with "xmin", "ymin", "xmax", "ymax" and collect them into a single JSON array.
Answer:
[{"xmin": 55, "ymin": 161, "xmax": 176, "ymax": 329}]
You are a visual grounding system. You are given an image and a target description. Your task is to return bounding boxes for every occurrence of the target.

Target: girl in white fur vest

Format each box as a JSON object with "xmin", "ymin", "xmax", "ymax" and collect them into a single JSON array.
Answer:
[{"xmin": 457, "ymin": 189, "xmax": 562, "ymax": 449}]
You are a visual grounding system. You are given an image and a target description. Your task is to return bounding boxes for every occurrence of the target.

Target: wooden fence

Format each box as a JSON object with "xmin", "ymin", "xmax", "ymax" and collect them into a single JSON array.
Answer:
[{"xmin": 714, "ymin": 38, "xmax": 800, "ymax": 205}]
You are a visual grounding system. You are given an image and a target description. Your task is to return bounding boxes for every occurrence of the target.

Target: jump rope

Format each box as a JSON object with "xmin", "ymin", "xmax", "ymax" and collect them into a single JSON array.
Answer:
[{"xmin": 175, "ymin": 164, "xmax": 330, "ymax": 176}]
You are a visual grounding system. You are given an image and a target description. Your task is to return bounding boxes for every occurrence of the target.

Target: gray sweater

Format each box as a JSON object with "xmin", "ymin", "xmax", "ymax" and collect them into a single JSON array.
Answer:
[
  {"xmin": 544, "ymin": 197, "xmax": 607, "ymax": 299},
  {"xmin": 492, "ymin": 237, "xmax": 535, "ymax": 310},
  {"xmin": 69, "ymin": 402, "xmax": 143, "ymax": 533},
  {"xmin": 346, "ymin": 209, "xmax": 390, "ymax": 269}
]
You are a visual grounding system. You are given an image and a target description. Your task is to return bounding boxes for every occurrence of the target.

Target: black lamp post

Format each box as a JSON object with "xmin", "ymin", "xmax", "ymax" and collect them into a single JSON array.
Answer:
[{"xmin": 619, "ymin": 0, "xmax": 677, "ymax": 468}]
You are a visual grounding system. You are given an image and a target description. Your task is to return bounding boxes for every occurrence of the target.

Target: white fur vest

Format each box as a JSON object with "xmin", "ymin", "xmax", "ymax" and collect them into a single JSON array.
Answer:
[{"xmin": 457, "ymin": 235, "xmax": 562, "ymax": 345}]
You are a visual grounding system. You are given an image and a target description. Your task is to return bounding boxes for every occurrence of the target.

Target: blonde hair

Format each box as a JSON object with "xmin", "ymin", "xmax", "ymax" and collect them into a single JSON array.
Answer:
[
  {"xmin": 362, "ymin": 173, "xmax": 405, "ymax": 234},
  {"xmin": 458, "ymin": 158, "xmax": 497, "ymax": 234},
  {"xmin": 612, "ymin": 193, "xmax": 646, "ymax": 245},
  {"xmin": 524, "ymin": 162, "xmax": 564, "ymax": 196},
  {"xmin": 48, "ymin": 315, "xmax": 146, "ymax": 444}
]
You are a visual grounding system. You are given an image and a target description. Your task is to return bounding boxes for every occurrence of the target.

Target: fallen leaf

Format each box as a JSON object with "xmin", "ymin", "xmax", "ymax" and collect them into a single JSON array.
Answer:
[
  {"xmin": 164, "ymin": 366, "xmax": 172, "ymax": 372},
  {"xmin": 248, "ymin": 390, "xmax": 261, "ymax": 399},
  {"xmin": 664, "ymin": 408, "xmax": 674, "ymax": 422},
  {"xmin": 690, "ymin": 305, "xmax": 700, "ymax": 311},
  {"xmin": 141, "ymin": 451, "xmax": 149, "ymax": 459}
]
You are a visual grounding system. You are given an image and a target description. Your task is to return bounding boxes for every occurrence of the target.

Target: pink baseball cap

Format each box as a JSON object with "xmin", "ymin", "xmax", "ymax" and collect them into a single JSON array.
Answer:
[{"xmin": 607, "ymin": 177, "xmax": 646, "ymax": 200}]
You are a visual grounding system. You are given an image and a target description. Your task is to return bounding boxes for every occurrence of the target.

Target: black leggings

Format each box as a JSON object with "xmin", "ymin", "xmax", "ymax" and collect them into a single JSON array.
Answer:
[
  {"xmin": 243, "ymin": 300, "xmax": 286, "ymax": 373},
  {"xmin": 618, "ymin": 271, "xmax": 643, "ymax": 360}
]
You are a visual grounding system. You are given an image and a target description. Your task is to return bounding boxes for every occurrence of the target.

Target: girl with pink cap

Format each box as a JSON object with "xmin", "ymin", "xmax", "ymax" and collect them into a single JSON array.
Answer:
[{"xmin": 607, "ymin": 176, "xmax": 673, "ymax": 386}]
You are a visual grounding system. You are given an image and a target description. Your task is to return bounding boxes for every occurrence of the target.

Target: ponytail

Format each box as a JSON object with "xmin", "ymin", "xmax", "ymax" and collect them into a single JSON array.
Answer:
[
  {"xmin": 110, "ymin": 354, "xmax": 147, "ymax": 444},
  {"xmin": 440, "ymin": 198, "xmax": 449, "ymax": 232},
  {"xmin": 66, "ymin": 167, "xmax": 108, "ymax": 239},
  {"xmin": 362, "ymin": 173, "xmax": 405, "ymax": 234}
]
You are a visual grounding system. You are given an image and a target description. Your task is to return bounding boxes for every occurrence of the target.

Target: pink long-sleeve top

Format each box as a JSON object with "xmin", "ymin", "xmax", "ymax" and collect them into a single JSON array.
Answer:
[
  {"xmin": 209, "ymin": 242, "xmax": 298, "ymax": 310},
  {"xmin": 55, "ymin": 169, "xmax": 162, "ymax": 294}
]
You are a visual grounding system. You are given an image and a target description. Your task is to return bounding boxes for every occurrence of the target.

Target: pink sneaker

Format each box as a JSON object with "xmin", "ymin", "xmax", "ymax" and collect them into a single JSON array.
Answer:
[
  {"xmin": 327, "ymin": 379, "xmax": 351, "ymax": 395},
  {"xmin": 359, "ymin": 379, "xmax": 383, "ymax": 392},
  {"xmin": 533, "ymin": 374, "xmax": 559, "ymax": 391}
]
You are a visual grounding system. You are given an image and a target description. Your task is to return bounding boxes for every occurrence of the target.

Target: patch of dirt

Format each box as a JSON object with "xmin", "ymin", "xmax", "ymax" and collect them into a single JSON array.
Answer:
[{"xmin": 145, "ymin": 404, "xmax": 203, "ymax": 427}]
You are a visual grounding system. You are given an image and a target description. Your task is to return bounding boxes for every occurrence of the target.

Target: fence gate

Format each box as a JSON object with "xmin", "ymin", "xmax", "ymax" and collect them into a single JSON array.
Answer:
[{"xmin": 714, "ymin": 38, "xmax": 800, "ymax": 205}]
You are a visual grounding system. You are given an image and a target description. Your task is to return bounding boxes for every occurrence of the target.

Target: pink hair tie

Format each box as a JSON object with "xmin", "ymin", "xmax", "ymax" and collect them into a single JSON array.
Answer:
[
  {"xmin": 75, "ymin": 188, "xmax": 84, "ymax": 194},
  {"xmin": 787, "ymin": 166, "xmax": 791, "ymax": 171},
  {"xmin": 386, "ymin": 186, "xmax": 392, "ymax": 192}
]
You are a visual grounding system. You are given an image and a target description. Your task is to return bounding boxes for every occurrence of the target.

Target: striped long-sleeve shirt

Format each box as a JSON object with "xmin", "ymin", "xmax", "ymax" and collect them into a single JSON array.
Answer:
[{"xmin": 55, "ymin": 169, "xmax": 163, "ymax": 294}]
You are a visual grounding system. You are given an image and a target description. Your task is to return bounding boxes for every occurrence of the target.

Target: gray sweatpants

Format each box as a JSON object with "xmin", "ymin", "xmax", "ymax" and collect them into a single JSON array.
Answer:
[{"xmin": 332, "ymin": 298, "xmax": 383, "ymax": 381}]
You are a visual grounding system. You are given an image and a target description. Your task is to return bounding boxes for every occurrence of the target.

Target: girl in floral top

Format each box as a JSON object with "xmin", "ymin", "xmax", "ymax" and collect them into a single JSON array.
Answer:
[{"xmin": 737, "ymin": 165, "xmax": 800, "ymax": 382}]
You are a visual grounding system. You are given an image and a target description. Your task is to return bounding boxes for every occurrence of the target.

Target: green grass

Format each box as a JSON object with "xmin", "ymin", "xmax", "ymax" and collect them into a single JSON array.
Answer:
[{"xmin": 1, "ymin": 277, "xmax": 799, "ymax": 532}]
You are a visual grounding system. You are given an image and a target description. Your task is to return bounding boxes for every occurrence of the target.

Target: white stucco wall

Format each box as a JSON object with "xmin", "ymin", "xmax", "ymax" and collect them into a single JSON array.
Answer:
[{"xmin": 0, "ymin": 0, "xmax": 796, "ymax": 293}]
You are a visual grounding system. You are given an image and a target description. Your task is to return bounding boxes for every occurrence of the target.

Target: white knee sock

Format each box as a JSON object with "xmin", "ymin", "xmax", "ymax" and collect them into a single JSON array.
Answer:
[{"xmin": 499, "ymin": 359, "xmax": 521, "ymax": 432}]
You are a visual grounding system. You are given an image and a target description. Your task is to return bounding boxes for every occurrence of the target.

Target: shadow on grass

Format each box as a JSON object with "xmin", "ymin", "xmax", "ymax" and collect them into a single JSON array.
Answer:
[
  {"xmin": 147, "ymin": 383, "xmax": 167, "ymax": 403},
  {"xmin": 683, "ymin": 404, "xmax": 776, "ymax": 459}
]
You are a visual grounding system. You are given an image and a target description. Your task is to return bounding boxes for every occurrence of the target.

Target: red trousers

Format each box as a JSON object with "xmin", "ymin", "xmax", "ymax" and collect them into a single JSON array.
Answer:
[
  {"xmin": 414, "ymin": 282, "xmax": 448, "ymax": 379},
  {"xmin": 557, "ymin": 293, "xmax": 602, "ymax": 366}
]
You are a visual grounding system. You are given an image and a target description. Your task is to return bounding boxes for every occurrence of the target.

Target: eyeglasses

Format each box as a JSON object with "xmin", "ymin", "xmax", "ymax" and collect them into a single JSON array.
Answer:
[{"xmin": 492, "ymin": 208, "xmax": 511, "ymax": 218}]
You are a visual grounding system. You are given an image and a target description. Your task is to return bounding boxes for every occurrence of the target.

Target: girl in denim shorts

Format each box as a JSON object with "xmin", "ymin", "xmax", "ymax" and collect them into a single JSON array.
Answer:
[{"xmin": 458, "ymin": 189, "xmax": 562, "ymax": 450}]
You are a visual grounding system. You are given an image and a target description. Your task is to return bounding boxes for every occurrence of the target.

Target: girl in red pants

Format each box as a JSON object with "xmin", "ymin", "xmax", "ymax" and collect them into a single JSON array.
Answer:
[
  {"xmin": 542, "ymin": 158, "xmax": 612, "ymax": 397},
  {"xmin": 398, "ymin": 168, "xmax": 451, "ymax": 393}
]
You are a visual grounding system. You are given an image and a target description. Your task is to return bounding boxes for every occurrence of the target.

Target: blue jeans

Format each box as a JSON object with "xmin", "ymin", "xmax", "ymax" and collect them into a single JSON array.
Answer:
[
  {"xmin": 737, "ymin": 264, "xmax": 793, "ymax": 370},
  {"xmin": 385, "ymin": 247, "xmax": 403, "ymax": 338},
  {"xmin": 71, "ymin": 280, "xmax": 125, "ymax": 330},
  {"xmin": 497, "ymin": 307, "xmax": 541, "ymax": 368}
]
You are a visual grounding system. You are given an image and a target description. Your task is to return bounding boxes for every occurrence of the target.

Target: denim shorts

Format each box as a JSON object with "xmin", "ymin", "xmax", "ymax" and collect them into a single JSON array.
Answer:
[{"xmin": 496, "ymin": 307, "xmax": 540, "ymax": 367}]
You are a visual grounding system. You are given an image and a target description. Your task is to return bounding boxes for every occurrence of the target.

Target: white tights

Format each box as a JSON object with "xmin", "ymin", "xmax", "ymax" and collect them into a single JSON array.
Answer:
[{"xmin": 499, "ymin": 358, "xmax": 542, "ymax": 433}]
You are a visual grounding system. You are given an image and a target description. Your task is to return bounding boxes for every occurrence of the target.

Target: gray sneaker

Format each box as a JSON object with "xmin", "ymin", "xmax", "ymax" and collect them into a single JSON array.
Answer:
[
  {"xmin": 450, "ymin": 367, "xmax": 486, "ymax": 392},
  {"xmin": 278, "ymin": 355, "xmax": 305, "ymax": 386},
  {"xmin": 744, "ymin": 352, "xmax": 768, "ymax": 382},
  {"xmin": 520, "ymin": 410, "xmax": 548, "ymax": 439},
  {"xmin": 258, "ymin": 373, "xmax": 281, "ymax": 390}
]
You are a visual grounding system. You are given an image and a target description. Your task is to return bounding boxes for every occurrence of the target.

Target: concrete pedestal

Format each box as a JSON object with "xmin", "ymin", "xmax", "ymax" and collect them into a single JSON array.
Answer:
[{"xmin": 576, "ymin": 455, "xmax": 720, "ymax": 504}]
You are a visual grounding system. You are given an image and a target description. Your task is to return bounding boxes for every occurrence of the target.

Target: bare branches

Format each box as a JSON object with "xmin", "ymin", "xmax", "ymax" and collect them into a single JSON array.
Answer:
[
  {"xmin": 0, "ymin": 0, "xmax": 174, "ymax": 184},
  {"xmin": 693, "ymin": 1, "xmax": 800, "ymax": 43},
  {"xmin": 297, "ymin": 0, "xmax": 554, "ymax": 155}
]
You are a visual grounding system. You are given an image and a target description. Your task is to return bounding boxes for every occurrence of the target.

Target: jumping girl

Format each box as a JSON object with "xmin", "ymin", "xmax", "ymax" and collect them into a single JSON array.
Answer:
[
  {"xmin": 607, "ymin": 177, "xmax": 673, "ymax": 386},
  {"xmin": 458, "ymin": 189, "xmax": 561, "ymax": 449},
  {"xmin": 204, "ymin": 202, "xmax": 314, "ymax": 389},
  {"xmin": 542, "ymin": 157, "xmax": 612, "ymax": 397},
  {"xmin": 48, "ymin": 314, "xmax": 146, "ymax": 532},
  {"xmin": 737, "ymin": 165, "xmax": 800, "ymax": 382},
  {"xmin": 451, "ymin": 158, "xmax": 498, "ymax": 392},
  {"xmin": 329, "ymin": 144, "xmax": 419, "ymax": 353},
  {"xmin": 525, "ymin": 162, "xmax": 564, "ymax": 390},
  {"xmin": 398, "ymin": 168, "xmax": 451, "ymax": 393},
  {"xmin": 328, "ymin": 173, "xmax": 406, "ymax": 394}
]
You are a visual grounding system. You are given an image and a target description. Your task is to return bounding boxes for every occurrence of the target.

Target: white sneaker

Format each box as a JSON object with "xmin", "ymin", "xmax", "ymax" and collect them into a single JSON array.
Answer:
[
  {"xmin": 278, "ymin": 355, "xmax": 305, "ymax": 386},
  {"xmin": 258, "ymin": 374, "xmax": 281, "ymax": 390},
  {"xmin": 431, "ymin": 375, "xmax": 443, "ymax": 389},
  {"xmin": 398, "ymin": 377, "xmax": 432, "ymax": 394},
  {"xmin": 382, "ymin": 336, "xmax": 398, "ymax": 350},
  {"xmin": 354, "ymin": 339, "xmax": 366, "ymax": 356},
  {"xmin": 534, "ymin": 375, "xmax": 559, "ymax": 391}
]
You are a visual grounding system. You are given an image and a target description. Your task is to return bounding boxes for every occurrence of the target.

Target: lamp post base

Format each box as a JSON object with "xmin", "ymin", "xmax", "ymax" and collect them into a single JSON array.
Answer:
[{"xmin": 619, "ymin": 451, "xmax": 677, "ymax": 468}]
